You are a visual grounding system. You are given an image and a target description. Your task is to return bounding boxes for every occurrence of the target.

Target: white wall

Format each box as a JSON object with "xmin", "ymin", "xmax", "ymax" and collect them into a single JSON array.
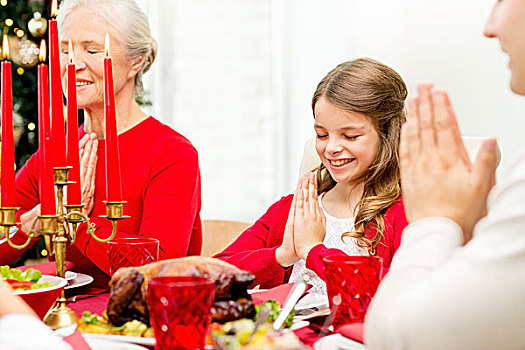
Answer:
[
  {"xmin": 280, "ymin": 0, "xmax": 525, "ymax": 191},
  {"xmin": 140, "ymin": 0, "xmax": 525, "ymax": 222},
  {"xmin": 142, "ymin": 0, "xmax": 277, "ymax": 222}
]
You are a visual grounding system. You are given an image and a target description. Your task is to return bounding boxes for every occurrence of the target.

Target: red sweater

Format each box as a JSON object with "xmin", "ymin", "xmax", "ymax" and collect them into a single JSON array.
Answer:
[
  {"xmin": 2, "ymin": 117, "xmax": 202, "ymax": 284},
  {"xmin": 215, "ymin": 194, "xmax": 407, "ymax": 288}
]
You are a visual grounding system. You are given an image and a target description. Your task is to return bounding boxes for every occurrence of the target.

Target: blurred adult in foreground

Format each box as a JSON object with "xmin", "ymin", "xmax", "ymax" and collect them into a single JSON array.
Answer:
[
  {"xmin": 0, "ymin": 280, "xmax": 71, "ymax": 350},
  {"xmin": 366, "ymin": 1, "xmax": 525, "ymax": 349},
  {"xmin": 0, "ymin": 0, "xmax": 202, "ymax": 285}
]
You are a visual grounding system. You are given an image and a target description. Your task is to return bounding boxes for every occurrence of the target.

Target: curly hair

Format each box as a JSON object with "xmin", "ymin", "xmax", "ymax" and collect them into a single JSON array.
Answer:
[{"xmin": 312, "ymin": 58, "xmax": 407, "ymax": 254}]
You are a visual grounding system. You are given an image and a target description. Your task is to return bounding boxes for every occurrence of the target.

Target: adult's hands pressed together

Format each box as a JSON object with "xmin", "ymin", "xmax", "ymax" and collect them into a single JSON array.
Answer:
[
  {"xmin": 400, "ymin": 83, "xmax": 499, "ymax": 241},
  {"xmin": 78, "ymin": 133, "xmax": 98, "ymax": 216}
]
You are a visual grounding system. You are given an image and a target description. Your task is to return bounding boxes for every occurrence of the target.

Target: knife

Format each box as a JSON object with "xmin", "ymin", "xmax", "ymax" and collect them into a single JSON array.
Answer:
[
  {"xmin": 272, "ymin": 274, "xmax": 310, "ymax": 331},
  {"xmin": 318, "ymin": 293, "xmax": 342, "ymax": 336}
]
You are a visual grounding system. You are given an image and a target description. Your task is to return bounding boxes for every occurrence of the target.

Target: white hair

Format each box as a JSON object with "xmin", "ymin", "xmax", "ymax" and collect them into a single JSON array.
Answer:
[{"xmin": 57, "ymin": 0, "xmax": 157, "ymax": 96}]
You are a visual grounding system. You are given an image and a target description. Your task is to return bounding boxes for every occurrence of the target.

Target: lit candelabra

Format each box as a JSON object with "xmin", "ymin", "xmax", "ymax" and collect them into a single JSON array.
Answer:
[
  {"xmin": 0, "ymin": 0, "xmax": 126, "ymax": 330},
  {"xmin": 0, "ymin": 167, "xmax": 127, "ymax": 329}
]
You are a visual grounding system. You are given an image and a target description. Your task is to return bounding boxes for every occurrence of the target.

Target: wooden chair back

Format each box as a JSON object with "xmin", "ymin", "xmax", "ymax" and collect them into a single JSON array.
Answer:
[{"xmin": 201, "ymin": 219, "xmax": 251, "ymax": 257}]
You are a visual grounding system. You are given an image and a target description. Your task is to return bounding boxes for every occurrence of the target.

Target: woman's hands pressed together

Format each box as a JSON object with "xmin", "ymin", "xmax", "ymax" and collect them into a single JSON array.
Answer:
[
  {"xmin": 400, "ymin": 83, "xmax": 499, "ymax": 241},
  {"xmin": 276, "ymin": 172, "xmax": 326, "ymax": 267},
  {"xmin": 78, "ymin": 133, "xmax": 98, "ymax": 216}
]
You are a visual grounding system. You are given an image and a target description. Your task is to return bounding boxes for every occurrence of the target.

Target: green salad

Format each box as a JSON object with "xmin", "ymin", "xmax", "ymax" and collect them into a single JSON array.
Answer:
[
  {"xmin": 253, "ymin": 300, "xmax": 294, "ymax": 328},
  {"xmin": 1, "ymin": 265, "xmax": 54, "ymax": 291}
]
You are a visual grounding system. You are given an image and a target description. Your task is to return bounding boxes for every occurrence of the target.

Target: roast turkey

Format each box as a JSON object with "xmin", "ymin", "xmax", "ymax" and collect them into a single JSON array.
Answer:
[{"xmin": 106, "ymin": 256, "xmax": 256, "ymax": 326}]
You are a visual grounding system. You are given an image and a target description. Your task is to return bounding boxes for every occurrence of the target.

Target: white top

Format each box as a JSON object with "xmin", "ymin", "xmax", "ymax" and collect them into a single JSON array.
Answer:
[
  {"xmin": 289, "ymin": 194, "xmax": 368, "ymax": 294},
  {"xmin": 0, "ymin": 314, "xmax": 72, "ymax": 350},
  {"xmin": 365, "ymin": 146, "xmax": 525, "ymax": 350}
]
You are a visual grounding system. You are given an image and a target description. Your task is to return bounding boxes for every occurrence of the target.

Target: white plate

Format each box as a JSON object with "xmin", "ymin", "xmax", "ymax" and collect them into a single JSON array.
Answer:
[
  {"xmin": 248, "ymin": 289, "xmax": 329, "ymax": 311},
  {"xmin": 295, "ymin": 292, "xmax": 328, "ymax": 311},
  {"xmin": 65, "ymin": 272, "xmax": 94, "ymax": 290},
  {"xmin": 83, "ymin": 333, "xmax": 215, "ymax": 349},
  {"xmin": 65, "ymin": 271, "xmax": 77, "ymax": 281},
  {"xmin": 85, "ymin": 336, "xmax": 149, "ymax": 350},
  {"xmin": 83, "ymin": 333, "xmax": 155, "ymax": 348},
  {"xmin": 290, "ymin": 320, "xmax": 309, "ymax": 331},
  {"xmin": 314, "ymin": 334, "xmax": 365, "ymax": 350}
]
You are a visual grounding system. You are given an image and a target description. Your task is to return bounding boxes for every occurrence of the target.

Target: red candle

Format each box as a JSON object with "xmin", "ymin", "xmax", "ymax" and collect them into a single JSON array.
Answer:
[
  {"xmin": 103, "ymin": 34, "xmax": 122, "ymax": 202},
  {"xmin": 1, "ymin": 35, "xmax": 16, "ymax": 208},
  {"xmin": 66, "ymin": 40, "xmax": 81, "ymax": 205},
  {"xmin": 48, "ymin": 0, "xmax": 66, "ymax": 168},
  {"xmin": 37, "ymin": 40, "xmax": 56, "ymax": 215}
]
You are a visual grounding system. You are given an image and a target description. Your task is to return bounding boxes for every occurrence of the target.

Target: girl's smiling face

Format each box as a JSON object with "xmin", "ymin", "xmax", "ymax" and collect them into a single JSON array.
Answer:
[{"xmin": 314, "ymin": 97, "xmax": 380, "ymax": 187}]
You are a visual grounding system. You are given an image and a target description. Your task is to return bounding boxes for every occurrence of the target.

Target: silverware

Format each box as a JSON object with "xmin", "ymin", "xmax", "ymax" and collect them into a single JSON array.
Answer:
[
  {"xmin": 246, "ymin": 304, "xmax": 271, "ymax": 345},
  {"xmin": 318, "ymin": 293, "xmax": 342, "ymax": 336},
  {"xmin": 65, "ymin": 296, "xmax": 77, "ymax": 303},
  {"xmin": 272, "ymin": 274, "xmax": 310, "ymax": 331},
  {"xmin": 293, "ymin": 307, "xmax": 331, "ymax": 322}
]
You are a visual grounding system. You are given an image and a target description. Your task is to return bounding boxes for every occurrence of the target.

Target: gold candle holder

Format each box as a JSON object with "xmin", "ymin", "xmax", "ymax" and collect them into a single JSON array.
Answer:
[
  {"xmin": 1, "ymin": 166, "xmax": 128, "ymax": 329},
  {"xmin": 0, "ymin": 207, "xmax": 29, "ymax": 249},
  {"xmin": 92, "ymin": 201, "xmax": 130, "ymax": 243}
]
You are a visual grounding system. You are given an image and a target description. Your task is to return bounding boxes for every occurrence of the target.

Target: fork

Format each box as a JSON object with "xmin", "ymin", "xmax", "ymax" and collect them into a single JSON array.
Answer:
[{"xmin": 318, "ymin": 293, "xmax": 342, "ymax": 336}]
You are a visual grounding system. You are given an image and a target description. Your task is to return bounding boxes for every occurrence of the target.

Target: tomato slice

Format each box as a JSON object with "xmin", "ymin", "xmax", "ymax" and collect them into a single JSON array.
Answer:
[{"xmin": 5, "ymin": 279, "xmax": 35, "ymax": 290}]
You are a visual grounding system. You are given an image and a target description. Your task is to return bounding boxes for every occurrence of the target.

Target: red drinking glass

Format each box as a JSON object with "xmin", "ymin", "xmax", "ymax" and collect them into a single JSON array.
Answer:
[
  {"xmin": 323, "ymin": 255, "xmax": 383, "ymax": 330},
  {"xmin": 107, "ymin": 237, "xmax": 159, "ymax": 275},
  {"xmin": 147, "ymin": 276, "xmax": 215, "ymax": 350}
]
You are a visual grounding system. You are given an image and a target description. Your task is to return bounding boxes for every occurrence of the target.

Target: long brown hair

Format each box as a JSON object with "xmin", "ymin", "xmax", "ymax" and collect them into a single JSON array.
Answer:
[{"xmin": 312, "ymin": 58, "xmax": 407, "ymax": 254}]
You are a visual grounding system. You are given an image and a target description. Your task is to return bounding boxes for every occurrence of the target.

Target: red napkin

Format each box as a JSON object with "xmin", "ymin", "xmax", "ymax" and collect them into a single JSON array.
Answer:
[
  {"xmin": 63, "ymin": 330, "xmax": 92, "ymax": 350},
  {"xmin": 16, "ymin": 261, "xmax": 76, "ymax": 276},
  {"xmin": 337, "ymin": 322, "xmax": 364, "ymax": 343},
  {"xmin": 250, "ymin": 283, "xmax": 312, "ymax": 306}
]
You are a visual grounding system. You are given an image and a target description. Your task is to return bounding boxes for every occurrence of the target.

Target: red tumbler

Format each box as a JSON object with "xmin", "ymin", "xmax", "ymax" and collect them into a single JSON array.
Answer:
[
  {"xmin": 107, "ymin": 237, "xmax": 159, "ymax": 276},
  {"xmin": 147, "ymin": 276, "xmax": 215, "ymax": 350},
  {"xmin": 323, "ymin": 255, "xmax": 383, "ymax": 330}
]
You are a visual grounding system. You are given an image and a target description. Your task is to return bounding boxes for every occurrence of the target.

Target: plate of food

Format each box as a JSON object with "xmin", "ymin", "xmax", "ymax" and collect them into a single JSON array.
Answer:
[
  {"xmin": 248, "ymin": 288, "xmax": 329, "ymax": 312},
  {"xmin": 65, "ymin": 272, "xmax": 93, "ymax": 290},
  {"xmin": 77, "ymin": 257, "xmax": 313, "ymax": 348},
  {"xmin": 210, "ymin": 318, "xmax": 304, "ymax": 349},
  {"xmin": 78, "ymin": 311, "xmax": 155, "ymax": 347},
  {"xmin": 78, "ymin": 257, "xmax": 259, "ymax": 348}
]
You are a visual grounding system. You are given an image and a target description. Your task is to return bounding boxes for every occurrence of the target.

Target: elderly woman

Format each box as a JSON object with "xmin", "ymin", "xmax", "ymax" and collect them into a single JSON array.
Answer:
[{"xmin": 0, "ymin": 0, "xmax": 202, "ymax": 285}]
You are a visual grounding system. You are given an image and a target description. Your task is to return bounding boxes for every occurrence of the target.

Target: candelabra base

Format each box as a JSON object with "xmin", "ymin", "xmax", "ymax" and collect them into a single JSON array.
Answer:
[{"xmin": 43, "ymin": 299, "xmax": 79, "ymax": 330}]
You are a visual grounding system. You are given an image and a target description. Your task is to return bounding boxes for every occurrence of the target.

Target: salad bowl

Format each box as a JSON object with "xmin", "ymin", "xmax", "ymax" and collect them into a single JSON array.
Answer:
[{"xmin": 13, "ymin": 274, "xmax": 68, "ymax": 319}]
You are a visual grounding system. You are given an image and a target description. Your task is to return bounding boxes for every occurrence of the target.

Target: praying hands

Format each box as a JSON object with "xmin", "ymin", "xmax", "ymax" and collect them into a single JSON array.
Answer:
[
  {"xmin": 400, "ymin": 83, "xmax": 499, "ymax": 241},
  {"xmin": 276, "ymin": 172, "xmax": 326, "ymax": 267}
]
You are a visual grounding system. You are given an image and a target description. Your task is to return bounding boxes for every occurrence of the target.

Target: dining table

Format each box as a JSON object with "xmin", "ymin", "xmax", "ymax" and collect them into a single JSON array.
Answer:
[
  {"xmin": 19, "ymin": 261, "xmax": 364, "ymax": 349},
  {"xmin": 67, "ymin": 292, "xmax": 328, "ymax": 348}
]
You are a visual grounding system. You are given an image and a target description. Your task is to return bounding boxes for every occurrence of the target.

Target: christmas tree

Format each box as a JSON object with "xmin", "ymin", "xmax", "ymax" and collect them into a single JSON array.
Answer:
[
  {"xmin": 1, "ymin": 0, "xmax": 52, "ymax": 265},
  {"xmin": 1, "ymin": 0, "xmax": 51, "ymax": 169}
]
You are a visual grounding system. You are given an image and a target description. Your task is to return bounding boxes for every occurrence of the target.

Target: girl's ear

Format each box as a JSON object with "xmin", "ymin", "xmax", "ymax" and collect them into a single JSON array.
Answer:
[{"xmin": 128, "ymin": 56, "xmax": 145, "ymax": 79}]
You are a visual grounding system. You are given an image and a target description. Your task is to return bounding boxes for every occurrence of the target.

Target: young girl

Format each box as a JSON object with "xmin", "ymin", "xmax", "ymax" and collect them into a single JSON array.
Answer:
[{"xmin": 215, "ymin": 58, "xmax": 408, "ymax": 294}]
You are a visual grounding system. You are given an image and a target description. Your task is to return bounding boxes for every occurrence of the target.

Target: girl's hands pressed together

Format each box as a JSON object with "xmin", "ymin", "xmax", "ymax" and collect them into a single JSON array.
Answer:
[
  {"xmin": 276, "ymin": 179, "xmax": 301, "ymax": 267},
  {"xmin": 293, "ymin": 172, "xmax": 326, "ymax": 260},
  {"xmin": 78, "ymin": 133, "xmax": 98, "ymax": 216}
]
